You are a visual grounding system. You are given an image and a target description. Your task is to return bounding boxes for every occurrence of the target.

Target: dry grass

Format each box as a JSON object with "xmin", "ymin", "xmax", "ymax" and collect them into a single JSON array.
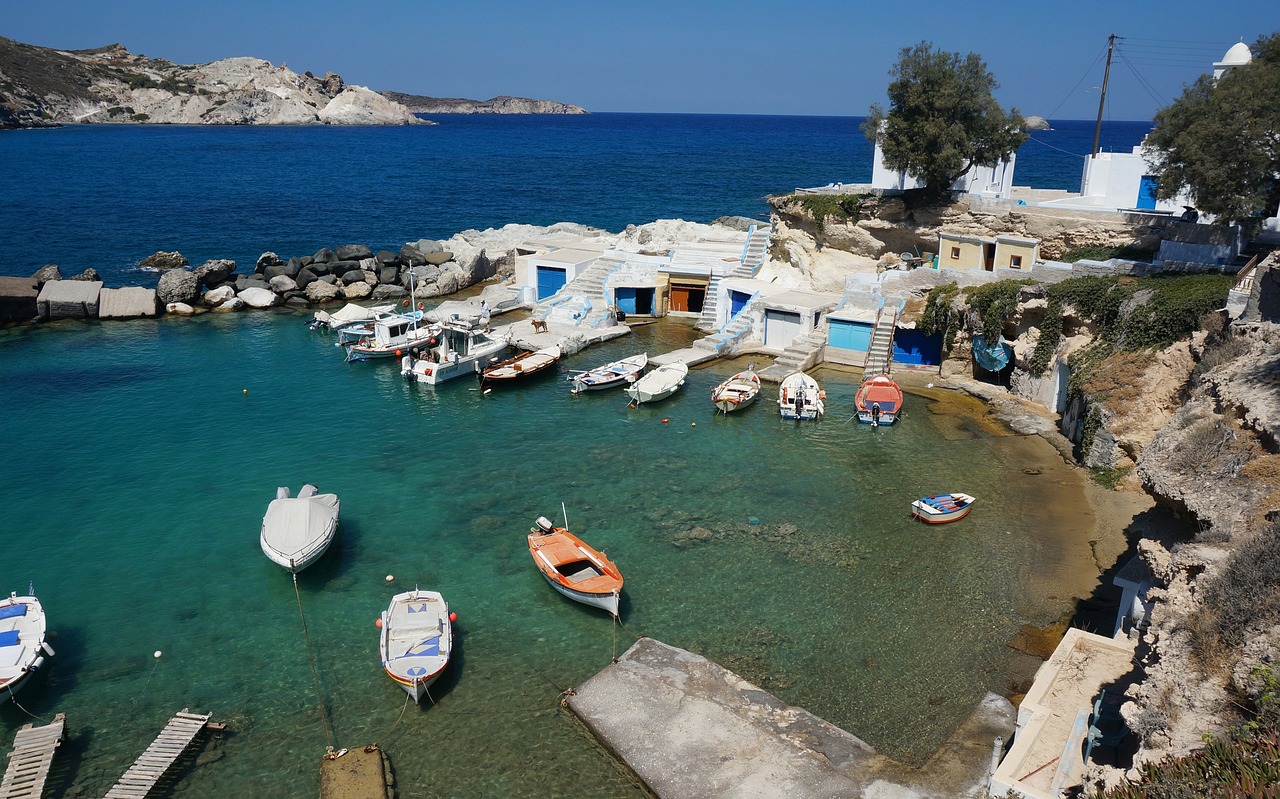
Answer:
[{"xmin": 1082, "ymin": 350, "xmax": 1153, "ymax": 410}]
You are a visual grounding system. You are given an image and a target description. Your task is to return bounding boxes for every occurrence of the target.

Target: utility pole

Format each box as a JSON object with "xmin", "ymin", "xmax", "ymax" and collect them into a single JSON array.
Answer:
[{"xmin": 1091, "ymin": 34, "xmax": 1117, "ymax": 158}]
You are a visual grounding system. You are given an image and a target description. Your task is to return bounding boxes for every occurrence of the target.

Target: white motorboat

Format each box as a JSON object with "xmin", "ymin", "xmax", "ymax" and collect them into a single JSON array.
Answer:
[
  {"xmin": 310, "ymin": 302, "xmax": 395, "ymax": 331},
  {"xmin": 711, "ymin": 367, "xmax": 760, "ymax": 414},
  {"xmin": 570, "ymin": 353, "xmax": 648, "ymax": 393},
  {"xmin": 528, "ymin": 516, "xmax": 623, "ymax": 617},
  {"xmin": 346, "ymin": 314, "xmax": 439, "ymax": 361},
  {"xmin": 625, "ymin": 362, "xmax": 688, "ymax": 405},
  {"xmin": 260, "ymin": 485, "xmax": 340, "ymax": 573},
  {"xmin": 778, "ymin": 371, "xmax": 825, "ymax": 420},
  {"xmin": 380, "ymin": 588, "xmax": 453, "ymax": 703},
  {"xmin": 0, "ymin": 589, "xmax": 53, "ymax": 699},
  {"xmin": 400, "ymin": 315, "xmax": 509, "ymax": 385}
]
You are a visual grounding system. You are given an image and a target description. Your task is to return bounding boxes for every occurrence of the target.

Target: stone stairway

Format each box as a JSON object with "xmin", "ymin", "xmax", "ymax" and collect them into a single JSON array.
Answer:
[
  {"xmin": 694, "ymin": 274, "xmax": 723, "ymax": 331},
  {"xmin": 758, "ymin": 330, "xmax": 828, "ymax": 383},
  {"xmin": 534, "ymin": 257, "xmax": 616, "ymax": 327},
  {"xmin": 863, "ymin": 306, "xmax": 898, "ymax": 376},
  {"xmin": 731, "ymin": 224, "xmax": 772, "ymax": 278},
  {"xmin": 693, "ymin": 305, "xmax": 756, "ymax": 356}
]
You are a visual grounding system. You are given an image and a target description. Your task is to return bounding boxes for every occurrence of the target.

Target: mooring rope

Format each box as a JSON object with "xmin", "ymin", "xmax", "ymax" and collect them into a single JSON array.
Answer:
[
  {"xmin": 371, "ymin": 689, "xmax": 412, "ymax": 749},
  {"xmin": 6, "ymin": 691, "xmax": 51, "ymax": 724},
  {"xmin": 294, "ymin": 573, "xmax": 336, "ymax": 749}
]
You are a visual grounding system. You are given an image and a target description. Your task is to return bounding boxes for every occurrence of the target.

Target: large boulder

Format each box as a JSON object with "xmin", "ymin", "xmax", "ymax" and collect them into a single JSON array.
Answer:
[
  {"xmin": 157, "ymin": 269, "xmax": 200, "ymax": 305},
  {"xmin": 340, "ymin": 269, "xmax": 366, "ymax": 285},
  {"xmin": 313, "ymin": 247, "xmax": 337, "ymax": 264},
  {"xmin": 307, "ymin": 260, "xmax": 332, "ymax": 277},
  {"xmin": 361, "ymin": 270, "xmax": 379, "ymax": 287},
  {"xmin": 263, "ymin": 264, "xmax": 291, "ymax": 281},
  {"xmin": 139, "ymin": 251, "xmax": 188, "ymax": 270},
  {"xmin": 305, "ymin": 280, "xmax": 342, "ymax": 303},
  {"xmin": 256, "ymin": 251, "xmax": 285, "ymax": 273},
  {"xmin": 31, "ymin": 264, "xmax": 62, "ymax": 286},
  {"xmin": 193, "ymin": 259, "xmax": 237, "ymax": 287},
  {"xmin": 370, "ymin": 284, "xmax": 408, "ymax": 301},
  {"xmin": 424, "ymin": 264, "xmax": 462, "ymax": 297},
  {"xmin": 405, "ymin": 264, "xmax": 440, "ymax": 288},
  {"xmin": 203, "ymin": 285, "xmax": 237, "ymax": 306},
  {"xmin": 379, "ymin": 265, "xmax": 401, "ymax": 285},
  {"xmin": 335, "ymin": 244, "xmax": 373, "ymax": 261},
  {"xmin": 399, "ymin": 244, "xmax": 427, "ymax": 265},
  {"xmin": 424, "ymin": 250, "xmax": 454, "ymax": 266},
  {"xmin": 70, "ymin": 268, "xmax": 101, "ymax": 281},
  {"xmin": 295, "ymin": 268, "xmax": 318, "ymax": 289},
  {"xmin": 211, "ymin": 296, "xmax": 244, "ymax": 312},
  {"xmin": 343, "ymin": 281, "xmax": 373, "ymax": 300},
  {"xmin": 410, "ymin": 238, "xmax": 443, "ymax": 255},
  {"xmin": 269, "ymin": 275, "xmax": 299, "ymax": 293},
  {"xmin": 375, "ymin": 250, "xmax": 400, "ymax": 265},
  {"xmin": 164, "ymin": 302, "xmax": 196, "ymax": 315},
  {"xmin": 238, "ymin": 287, "xmax": 279, "ymax": 308}
]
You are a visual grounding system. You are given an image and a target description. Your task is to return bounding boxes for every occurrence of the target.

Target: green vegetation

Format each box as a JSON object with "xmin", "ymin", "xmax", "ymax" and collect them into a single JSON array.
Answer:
[
  {"xmin": 863, "ymin": 41, "xmax": 1027, "ymax": 200},
  {"xmin": 1096, "ymin": 662, "xmax": 1280, "ymax": 798},
  {"xmin": 1088, "ymin": 465, "xmax": 1132, "ymax": 490},
  {"xmin": 1145, "ymin": 31, "xmax": 1280, "ymax": 228},
  {"xmin": 919, "ymin": 281, "xmax": 962, "ymax": 352},
  {"xmin": 792, "ymin": 193, "xmax": 865, "ymax": 231},
  {"xmin": 1059, "ymin": 244, "xmax": 1154, "ymax": 263},
  {"xmin": 1194, "ymin": 525, "xmax": 1280, "ymax": 659},
  {"xmin": 920, "ymin": 279, "xmax": 1030, "ymax": 354},
  {"xmin": 130, "ymin": 113, "xmax": 150, "ymax": 122}
]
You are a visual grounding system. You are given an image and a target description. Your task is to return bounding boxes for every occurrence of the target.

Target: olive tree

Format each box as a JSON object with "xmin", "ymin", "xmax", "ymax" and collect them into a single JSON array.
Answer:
[
  {"xmin": 863, "ymin": 42, "xmax": 1027, "ymax": 200},
  {"xmin": 1145, "ymin": 32, "xmax": 1280, "ymax": 227}
]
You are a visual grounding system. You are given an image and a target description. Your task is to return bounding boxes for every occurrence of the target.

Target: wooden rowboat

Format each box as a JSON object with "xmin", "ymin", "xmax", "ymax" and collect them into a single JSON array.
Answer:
[
  {"xmin": 910, "ymin": 492, "xmax": 976, "ymax": 524},
  {"xmin": 711, "ymin": 367, "xmax": 760, "ymax": 414},
  {"xmin": 481, "ymin": 345, "xmax": 561, "ymax": 387},
  {"xmin": 528, "ymin": 516, "xmax": 623, "ymax": 617},
  {"xmin": 570, "ymin": 352, "xmax": 648, "ymax": 393},
  {"xmin": 379, "ymin": 588, "xmax": 453, "ymax": 703}
]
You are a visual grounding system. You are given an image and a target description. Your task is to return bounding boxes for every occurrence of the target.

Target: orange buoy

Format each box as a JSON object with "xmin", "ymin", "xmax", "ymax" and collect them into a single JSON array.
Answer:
[
  {"xmin": 375, "ymin": 618, "xmax": 383, "ymax": 628},
  {"xmin": 402, "ymin": 299, "xmax": 410, "ymax": 308},
  {"xmin": 661, "ymin": 418, "xmax": 670, "ymax": 424},
  {"xmin": 418, "ymin": 301, "xmax": 426, "ymax": 311},
  {"xmin": 395, "ymin": 349, "xmax": 403, "ymax": 356},
  {"xmin": 448, "ymin": 612, "xmax": 458, "ymax": 623}
]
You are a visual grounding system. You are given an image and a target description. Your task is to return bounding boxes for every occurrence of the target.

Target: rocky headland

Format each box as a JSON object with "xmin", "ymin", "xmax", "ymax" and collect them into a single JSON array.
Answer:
[
  {"xmin": 379, "ymin": 91, "xmax": 587, "ymax": 115},
  {"xmin": 0, "ymin": 37, "xmax": 414, "ymax": 127}
]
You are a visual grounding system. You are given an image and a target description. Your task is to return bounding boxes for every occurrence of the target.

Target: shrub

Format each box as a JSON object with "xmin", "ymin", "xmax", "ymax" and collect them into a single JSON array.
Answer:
[
  {"xmin": 793, "ymin": 193, "xmax": 866, "ymax": 231},
  {"xmin": 1195, "ymin": 524, "xmax": 1280, "ymax": 654},
  {"xmin": 920, "ymin": 282, "xmax": 961, "ymax": 353},
  {"xmin": 1059, "ymin": 243, "xmax": 1153, "ymax": 263},
  {"xmin": 963, "ymin": 279, "xmax": 1033, "ymax": 343}
]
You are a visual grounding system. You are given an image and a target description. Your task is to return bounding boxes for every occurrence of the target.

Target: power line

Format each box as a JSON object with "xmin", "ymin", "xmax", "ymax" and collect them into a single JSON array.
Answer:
[{"xmin": 1043, "ymin": 42, "xmax": 1109, "ymax": 120}]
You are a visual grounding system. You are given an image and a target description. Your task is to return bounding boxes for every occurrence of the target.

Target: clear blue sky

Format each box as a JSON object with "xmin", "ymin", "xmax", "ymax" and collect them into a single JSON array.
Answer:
[{"xmin": 5, "ymin": 1, "xmax": 1275, "ymax": 119}]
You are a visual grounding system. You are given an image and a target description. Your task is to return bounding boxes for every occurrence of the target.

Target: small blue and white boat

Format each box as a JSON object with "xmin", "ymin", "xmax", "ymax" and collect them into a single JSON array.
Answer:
[{"xmin": 0, "ymin": 589, "xmax": 53, "ymax": 699}]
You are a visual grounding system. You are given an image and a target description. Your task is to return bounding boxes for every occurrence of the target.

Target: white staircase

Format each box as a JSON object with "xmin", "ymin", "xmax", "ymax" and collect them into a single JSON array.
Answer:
[
  {"xmin": 534, "ymin": 258, "xmax": 615, "ymax": 327},
  {"xmin": 758, "ymin": 330, "xmax": 828, "ymax": 383},
  {"xmin": 731, "ymin": 224, "xmax": 772, "ymax": 278},
  {"xmin": 863, "ymin": 306, "xmax": 898, "ymax": 375},
  {"xmin": 694, "ymin": 274, "xmax": 723, "ymax": 332},
  {"xmin": 693, "ymin": 304, "xmax": 757, "ymax": 356}
]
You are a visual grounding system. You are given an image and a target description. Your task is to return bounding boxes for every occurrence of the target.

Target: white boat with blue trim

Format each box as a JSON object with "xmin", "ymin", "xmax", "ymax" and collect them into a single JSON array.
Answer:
[
  {"xmin": 380, "ymin": 588, "xmax": 453, "ymax": 703},
  {"xmin": 0, "ymin": 589, "xmax": 53, "ymax": 699}
]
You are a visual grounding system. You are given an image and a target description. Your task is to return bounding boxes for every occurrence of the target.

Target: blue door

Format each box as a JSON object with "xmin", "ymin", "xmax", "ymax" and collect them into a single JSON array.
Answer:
[
  {"xmin": 892, "ymin": 330, "xmax": 942, "ymax": 366},
  {"xmin": 536, "ymin": 266, "xmax": 567, "ymax": 300},
  {"xmin": 827, "ymin": 319, "xmax": 872, "ymax": 352},
  {"xmin": 729, "ymin": 291, "xmax": 751, "ymax": 317},
  {"xmin": 1136, "ymin": 176, "xmax": 1158, "ymax": 210},
  {"xmin": 614, "ymin": 287, "xmax": 637, "ymax": 314}
]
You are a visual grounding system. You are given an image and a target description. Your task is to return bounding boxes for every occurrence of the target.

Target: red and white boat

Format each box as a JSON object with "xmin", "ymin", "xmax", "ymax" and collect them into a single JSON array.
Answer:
[
  {"xmin": 911, "ymin": 493, "xmax": 976, "ymax": 524},
  {"xmin": 528, "ymin": 516, "xmax": 623, "ymax": 617},
  {"xmin": 856, "ymin": 373, "xmax": 904, "ymax": 426},
  {"xmin": 711, "ymin": 367, "xmax": 761, "ymax": 414}
]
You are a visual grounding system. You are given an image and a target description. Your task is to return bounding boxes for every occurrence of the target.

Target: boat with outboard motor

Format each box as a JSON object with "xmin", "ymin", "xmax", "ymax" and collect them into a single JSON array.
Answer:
[
  {"xmin": 778, "ymin": 371, "xmax": 825, "ymax": 420},
  {"xmin": 260, "ymin": 485, "xmax": 340, "ymax": 573},
  {"xmin": 528, "ymin": 516, "xmax": 623, "ymax": 617},
  {"xmin": 0, "ymin": 589, "xmax": 53, "ymax": 698},
  {"xmin": 855, "ymin": 373, "xmax": 904, "ymax": 426},
  {"xmin": 346, "ymin": 313, "xmax": 440, "ymax": 362}
]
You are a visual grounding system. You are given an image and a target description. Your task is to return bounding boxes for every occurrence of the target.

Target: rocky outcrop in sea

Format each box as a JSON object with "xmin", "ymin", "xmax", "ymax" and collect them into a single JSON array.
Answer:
[{"xmin": 379, "ymin": 91, "xmax": 587, "ymax": 115}]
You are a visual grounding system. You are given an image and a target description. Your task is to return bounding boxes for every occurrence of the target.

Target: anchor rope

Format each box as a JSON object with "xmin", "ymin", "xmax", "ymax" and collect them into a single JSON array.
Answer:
[
  {"xmin": 294, "ymin": 573, "xmax": 337, "ymax": 749},
  {"xmin": 371, "ymin": 689, "xmax": 412, "ymax": 749},
  {"xmin": 6, "ymin": 690, "xmax": 51, "ymax": 724}
]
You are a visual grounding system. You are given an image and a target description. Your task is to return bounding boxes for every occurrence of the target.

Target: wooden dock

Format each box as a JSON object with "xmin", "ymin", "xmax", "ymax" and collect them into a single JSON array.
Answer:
[
  {"xmin": 0, "ymin": 713, "xmax": 66, "ymax": 799},
  {"xmin": 102, "ymin": 710, "xmax": 211, "ymax": 799}
]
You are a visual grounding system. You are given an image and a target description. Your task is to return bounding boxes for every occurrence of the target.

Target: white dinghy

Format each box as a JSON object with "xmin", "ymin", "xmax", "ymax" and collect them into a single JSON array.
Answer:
[
  {"xmin": 260, "ymin": 485, "xmax": 340, "ymax": 573},
  {"xmin": 778, "ymin": 371, "xmax": 825, "ymax": 420},
  {"xmin": 625, "ymin": 362, "xmax": 688, "ymax": 405},
  {"xmin": 380, "ymin": 588, "xmax": 453, "ymax": 703},
  {"xmin": 0, "ymin": 589, "xmax": 53, "ymax": 699}
]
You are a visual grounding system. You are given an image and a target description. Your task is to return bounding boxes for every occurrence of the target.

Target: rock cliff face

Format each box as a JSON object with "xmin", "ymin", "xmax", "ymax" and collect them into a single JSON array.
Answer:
[
  {"xmin": 380, "ymin": 91, "xmax": 587, "ymax": 114},
  {"xmin": 0, "ymin": 37, "xmax": 419, "ymax": 127}
]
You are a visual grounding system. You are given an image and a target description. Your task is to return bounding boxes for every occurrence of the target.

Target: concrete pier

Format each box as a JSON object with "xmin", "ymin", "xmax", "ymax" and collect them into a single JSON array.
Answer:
[
  {"xmin": 320, "ymin": 745, "xmax": 392, "ymax": 799},
  {"xmin": 0, "ymin": 277, "xmax": 38, "ymax": 324},
  {"xmin": 99, "ymin": 287, "xmax": 159, "ymax": 319},
  {"xmin": 567, "ymin": 638, "xmax": 1013, "ymax": 799},
  {"xmin": 36, "ymin": 280, "xmax": 102, "ymax": 320}
]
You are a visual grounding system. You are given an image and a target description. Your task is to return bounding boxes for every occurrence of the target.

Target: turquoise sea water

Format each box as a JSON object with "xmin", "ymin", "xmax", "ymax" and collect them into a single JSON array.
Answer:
[{"xmin": 2, "ymin": 310, "xmax": 1093, "ymax": 797}]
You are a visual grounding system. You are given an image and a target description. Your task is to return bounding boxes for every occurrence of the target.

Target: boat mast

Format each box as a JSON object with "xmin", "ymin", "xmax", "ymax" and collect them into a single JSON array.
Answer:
[{"xmin": 1091, "ymin": 34, "xmax": 1118, "ymax": 158}]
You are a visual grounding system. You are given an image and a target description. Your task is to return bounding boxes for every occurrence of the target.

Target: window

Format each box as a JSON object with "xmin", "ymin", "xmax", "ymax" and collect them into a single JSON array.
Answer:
[
  {"xmin": 950, "ymin": 247, "xmax": 960, "ymax": 259},
  {"xmin": 1009, "ymin": 255, "xmax": 1023, "ymax": 268}
]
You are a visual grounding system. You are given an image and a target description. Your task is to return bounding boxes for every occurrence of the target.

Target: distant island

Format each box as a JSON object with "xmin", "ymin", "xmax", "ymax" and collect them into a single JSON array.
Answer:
[
  {"xmin": 0, "ymin": 35, "xmax": 585, "ymax": 129},
  {"xmin": 380, "ymin": 91, "xmax": 587, "ymax": 115}
]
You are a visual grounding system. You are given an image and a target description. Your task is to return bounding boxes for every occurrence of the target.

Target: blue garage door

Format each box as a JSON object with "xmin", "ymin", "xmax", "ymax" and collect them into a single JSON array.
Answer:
[
  {"xmin": 892, "ymin": 330, "xmax": 942, "ymax": 366},
  {"xmin": 729, "ymin": 290, "xmax": 752, "ymax": 317},
  {"xmin": 1136, "ymin": 176, "xmax": 1158, "ymax": 210},
  {"xmin": 614, "ymin": 287, "xmax": 637, "ymax": 314},
  {"xmin": 536, "ymin": 266, "xmax": 567, "ymax": 300},
  {"xmin": 827, "ymin": 319, "xmax": 872, "ymax": 352}
]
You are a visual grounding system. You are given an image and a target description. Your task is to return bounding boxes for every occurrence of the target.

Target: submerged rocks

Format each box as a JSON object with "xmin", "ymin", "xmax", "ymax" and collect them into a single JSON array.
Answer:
[{"xmin": 157, "ymin": 269, "xmax": 200, "ymax": 305}]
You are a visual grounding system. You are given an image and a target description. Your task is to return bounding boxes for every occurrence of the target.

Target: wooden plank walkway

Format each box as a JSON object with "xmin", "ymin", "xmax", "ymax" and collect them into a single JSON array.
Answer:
[
  {"xmin": 0, "ymin": 713, "xmax": 66, "ymax": 799},
  {"xmin": 102, "ymin": 710, "xmax": 210, "ymax": 799}
]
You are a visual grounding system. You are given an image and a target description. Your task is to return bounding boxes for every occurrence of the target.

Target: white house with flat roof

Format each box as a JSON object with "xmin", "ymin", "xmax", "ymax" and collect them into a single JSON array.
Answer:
[{"xmin": 515, "ymin": 246, "xmax": 605, "ymax": 301}]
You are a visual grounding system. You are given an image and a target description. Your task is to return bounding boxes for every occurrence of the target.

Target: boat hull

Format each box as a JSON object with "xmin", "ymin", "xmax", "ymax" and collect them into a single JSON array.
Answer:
[
  {"xmin": 855, "ymin": 374, "xmax": 904, "ymax": 426},
  {"xmin": 571, "ymin": 354, "xmax": 648, "ymax": 394},
  {"xmin": 711, "ymin": 370, "xmax": 761, "ymax": 414},
  {"xmin": 380, "ymin": 590, "xmax": 452, "ymax": 704},
  {"xmin": 778, "ymin": 373, "xmax": 824, "ymax": 420},
  {"xmin": 0, "ymin": 594, "xmax": 50, "ymax": 699},
  {"xmin": 540, "ymin": 572, "xmax": 621, "ymax": 616},
  {"xmin": 911, "ymin": 493, "xmax": 976, "ymax": 524},
  {"xmin": 401, "ymin": 339, "xmax": 508, "ymax": 385},
  {"xmin": 528, "ymin": 525, "xmax": 624, "ymax": 617}
]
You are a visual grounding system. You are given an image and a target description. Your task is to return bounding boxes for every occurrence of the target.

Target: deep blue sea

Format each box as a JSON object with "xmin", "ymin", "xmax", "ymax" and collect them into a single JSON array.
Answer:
[{"xmin": 0, "ymin": 114, "xmax": 1151, "ymax": 798}]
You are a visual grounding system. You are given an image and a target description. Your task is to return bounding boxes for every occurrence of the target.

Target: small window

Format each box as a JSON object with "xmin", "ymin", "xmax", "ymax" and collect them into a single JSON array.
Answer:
[
  {"xmin": 1010, "ymin": 255, "xmax": 1023, "ymax": 268},
  {"xmin": 950, "ymin": 247, "xmax": 960, "ymax": 259}
]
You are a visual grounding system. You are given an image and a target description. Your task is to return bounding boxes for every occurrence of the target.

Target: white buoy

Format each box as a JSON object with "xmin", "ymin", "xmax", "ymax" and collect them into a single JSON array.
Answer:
[
  {"xmin": 385, "ymin": 574, "xmax": 394, "ymax": 583},
  {"xmin": 153, "ymin": 650, "xmax": 162, "ymax": 659}
]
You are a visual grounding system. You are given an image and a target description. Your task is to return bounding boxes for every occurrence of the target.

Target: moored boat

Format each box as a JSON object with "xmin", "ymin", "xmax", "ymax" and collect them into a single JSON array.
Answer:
[
  {"xmin": 625, "ymin": 361, "xmax": 688, "ymax": 405},
  {"xmin": 528, "ymin": 516, "xmax": 623, "ymax": 617},
  {"xmin": 400, "ymin": 315, "xmax": 508, "ymax": 385},
  {"xmin": 778, "ymin": 371, "xmax": 825, "ymax": 420},
  {"xmin": 310, "ymin": 302, "xmax": 396, "ymax": 332},
  {"xmin": 346, "ymin": 314, "xmax": 439, "ymax": 362},
  {"xmin": 570, "ymin": 353, "xmax": 648, "ymax": 394},
  {"xmin": 260, "ymin": 485, "xmax": 340, "ymax": 573},
  {"xmin": 910, "ymin": 492, "xmax": 976, "ymax": 524},
  {"xmin": 0, "ymin": 589, "xmax": 53, "ymax": 699},
  {"xmin": 379, "ymin": 589, "xmax": 453, "ymax": 703},
  {"xmin": 711, "ymin": 367, "xmax": 760, "ymax": 413},
  {"xmin": 855, "ymin": 373, "xmax": 904, "ymax": 426},
  {"xmin": 480, "ymin": 345, "xmax": 561, "ymax": 387}
]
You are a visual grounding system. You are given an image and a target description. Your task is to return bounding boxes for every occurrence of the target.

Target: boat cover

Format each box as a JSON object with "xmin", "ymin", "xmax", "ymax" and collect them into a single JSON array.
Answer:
[
  {"xmin": 972, "ymin": 335, "xmax": 1012, "ymax": 372},
  {"xmin": 262, "ymin": 492, "xmax": 340, "ymax": 559},
  {"xmin": 329, "ymin": 303, "xmax": 392, "ymax": 325},
  {"xmin": 0, "ymin": 604, "xmax": 25, "ymax": 621}
]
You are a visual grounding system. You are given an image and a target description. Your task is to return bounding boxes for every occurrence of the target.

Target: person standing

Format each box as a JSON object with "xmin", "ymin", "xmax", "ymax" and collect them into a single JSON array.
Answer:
[{"xmin": 479, "ymin": 299, "xmax": 492, "ymax": 332}]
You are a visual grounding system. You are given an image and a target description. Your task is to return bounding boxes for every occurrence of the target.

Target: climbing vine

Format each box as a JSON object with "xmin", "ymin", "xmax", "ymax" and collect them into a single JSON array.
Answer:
[
  {"xmin": 964, "ymin": 279, "xmax": 1033, "ymax": 343},
  {"xmin": 919, "ymin": 282, "xmax": 961, "ymax": 353}
]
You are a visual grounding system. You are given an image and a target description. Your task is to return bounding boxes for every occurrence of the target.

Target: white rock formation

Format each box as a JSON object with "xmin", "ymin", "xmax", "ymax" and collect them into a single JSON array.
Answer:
[{"xmin": 238, "ymin": 287, "xmax": 278, "ymax": 308}]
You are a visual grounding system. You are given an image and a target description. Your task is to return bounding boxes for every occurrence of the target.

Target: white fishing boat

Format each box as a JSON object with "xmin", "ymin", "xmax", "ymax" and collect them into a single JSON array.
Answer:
[
  {"xmin": 625, "ymin": 361, "xmax": 688, "ymax": 405},
  {"xmin": 346, "ymin": 314, "xmax": 439, "ymax": 362},
  {"xmin": 777, "ymin": 371, "xmax": 825, "ymax": 420},
  {"xmin": 711, "ymin": 367, "xmax": 760, "ymax": 414},
  {"xmin": 0, "ymin": 589, "xmax": 53, "ymax": 699},
  {"xmin": 911, "ymin": 492, "xmax": 977, "ymax": 524},
  {"xmin": 400, "ymin": 314, "xmax": 508, "ymax": 385},
  {"xmin": 570, "ymin": 353, "xmax": 648, "ymax": 394},
  {"xmin": 260, "ymin": 485, "xmax": 340, "ymax": 573},
  {"xmin": 334, "ymin": 309, "xmax": 425, "ymax": 346},
  {"xmin": 380, "ymin": 588, "xmax": 453, "ymax": 703}
]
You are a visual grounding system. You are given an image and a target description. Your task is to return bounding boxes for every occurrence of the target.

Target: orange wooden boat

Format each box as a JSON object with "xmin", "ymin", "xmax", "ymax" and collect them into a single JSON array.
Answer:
[{"xmin": 528, "ymin": 516, "xmax": 623, "ymax": 616}]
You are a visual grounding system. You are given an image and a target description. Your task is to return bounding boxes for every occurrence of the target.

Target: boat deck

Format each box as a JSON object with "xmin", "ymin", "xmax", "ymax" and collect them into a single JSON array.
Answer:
[{"xmin": 529, "ymin": 533, "xmax": 620, "ymax": 594}]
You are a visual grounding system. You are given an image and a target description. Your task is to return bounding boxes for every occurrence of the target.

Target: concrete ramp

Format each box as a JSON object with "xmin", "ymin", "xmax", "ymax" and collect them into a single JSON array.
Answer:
[{"xmin": 567, "ymin": 638, "xmax": 1013, "ymax": 799}]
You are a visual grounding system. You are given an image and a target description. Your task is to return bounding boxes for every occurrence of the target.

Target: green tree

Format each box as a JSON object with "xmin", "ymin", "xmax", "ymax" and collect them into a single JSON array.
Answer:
[
  {"xmin": 1145, "ymin": 33, "xmax": 1280, "ymax": 227},
  {"xmin": 863, "ymin": 42, "xmax": 1027, "ymax": 200}
]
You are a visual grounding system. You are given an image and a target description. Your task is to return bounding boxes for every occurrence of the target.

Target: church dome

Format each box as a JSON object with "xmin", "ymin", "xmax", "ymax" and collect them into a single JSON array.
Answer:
[{"xmin": 1218, "ymin": 41, "xmax": 1253, "ymax": 66}]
